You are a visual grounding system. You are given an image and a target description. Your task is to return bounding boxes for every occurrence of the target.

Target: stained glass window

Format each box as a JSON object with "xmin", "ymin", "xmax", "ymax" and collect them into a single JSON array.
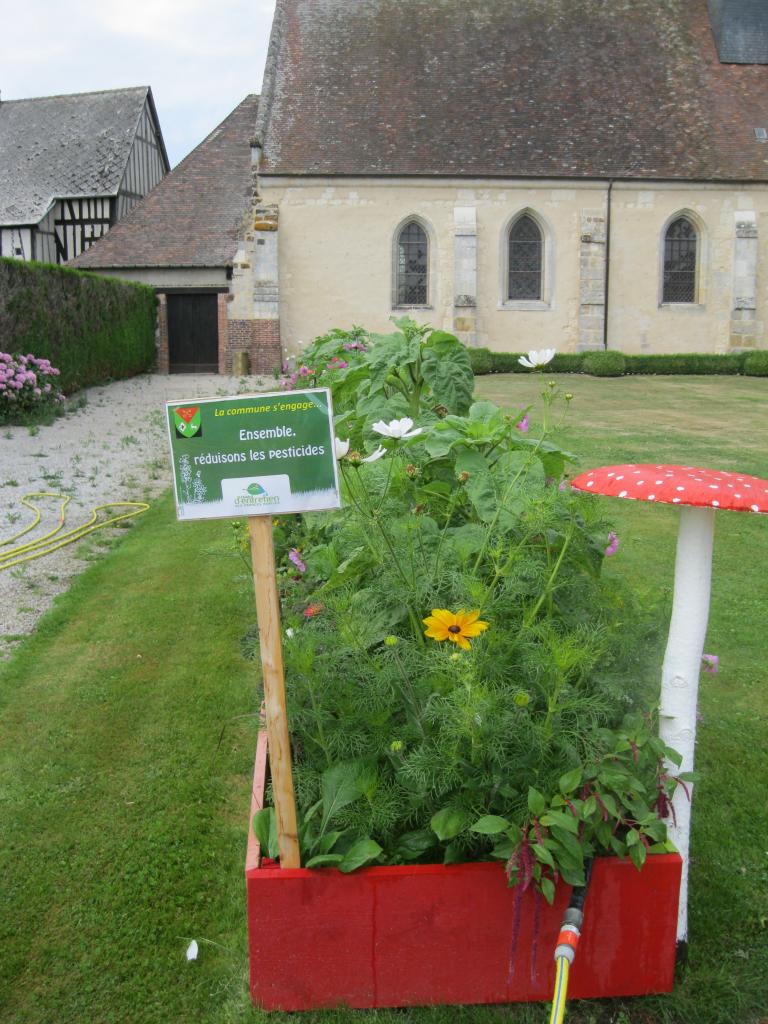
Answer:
[
  {"xmin": 508, "ymin": 215, "xmax": 542, "ymax": 301},
  {"xmin": 396, "ymin": 221, "xmax": 428, "ymax": 305},
  {"xmin": 663, "ymin": 217, "xmax": 697, "ymax": 303}
]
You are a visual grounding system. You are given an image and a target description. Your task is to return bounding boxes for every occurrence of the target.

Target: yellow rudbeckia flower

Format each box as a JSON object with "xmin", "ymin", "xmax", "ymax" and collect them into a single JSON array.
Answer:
[{"xmin": 423, "ymin": 608, "xmax": 489, "ymax": 651}]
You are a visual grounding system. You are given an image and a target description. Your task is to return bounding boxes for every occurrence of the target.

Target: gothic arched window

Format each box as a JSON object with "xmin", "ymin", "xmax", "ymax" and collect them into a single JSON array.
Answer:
[
  {"xmin": 396, "ymin": 221, "xmax": 428, "ymax": 305},
  {"xmin": 508, "ymin": 214, "xmax": 543, "ymax": 301},
  {"xmin": 663, "ymin": 217, "xmax": 698, "ymax": 303}
]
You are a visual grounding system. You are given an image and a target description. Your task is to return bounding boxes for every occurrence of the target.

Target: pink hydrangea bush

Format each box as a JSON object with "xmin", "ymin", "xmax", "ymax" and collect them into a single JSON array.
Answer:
[{"xmin": 0, "ymin": 352, "xmax": 65, "ymax": 424}]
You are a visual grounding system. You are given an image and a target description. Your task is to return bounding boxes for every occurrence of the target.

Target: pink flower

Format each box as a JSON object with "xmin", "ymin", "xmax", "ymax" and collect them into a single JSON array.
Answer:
[
  {"xmin": 604, "ymin": 531, "xmax": 619, "ymax": 557},
  {"xmin": 33, "ymin": 387, "xmax": 41, "ymax": 396},
  {"xmin": 288, "ymin": 548, "xmax": 307, "ymax": 573},
  {"xmin": 303, "ymin": 602, "xmax": 324, "ymax": 618},
  {"xmin": 516, "ymin": 413, "xmax": 529, "ymax": 433},
  {"xmin": 702, "ymin": 653, "xmax": 719, "ymax": 674},
  {"xmin": 299, "ymin": 365, "xmax": 311, "ymax": 377}
]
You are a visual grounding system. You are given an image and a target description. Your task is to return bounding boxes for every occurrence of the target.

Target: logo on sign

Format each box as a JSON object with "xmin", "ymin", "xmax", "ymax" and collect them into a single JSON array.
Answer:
[
  {"xmin": 174, "ymin": 406, "xmax": 202, "ymax": 439},
  {"xmin": 221, "ymin": 475, "xmax": 292, "ymax": 510}
]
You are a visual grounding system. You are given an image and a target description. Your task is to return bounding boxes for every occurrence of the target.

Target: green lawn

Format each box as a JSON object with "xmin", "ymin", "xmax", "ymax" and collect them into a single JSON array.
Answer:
[{"xmin": 1, "ymin": 374, "xmax": 766, "ymax": 1024}]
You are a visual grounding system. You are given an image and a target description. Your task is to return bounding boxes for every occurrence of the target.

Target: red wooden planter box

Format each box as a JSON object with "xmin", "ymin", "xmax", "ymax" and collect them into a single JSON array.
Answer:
[{"xmin": 246, "ymin": 735, "xmax": 682, "ymax": 1011}]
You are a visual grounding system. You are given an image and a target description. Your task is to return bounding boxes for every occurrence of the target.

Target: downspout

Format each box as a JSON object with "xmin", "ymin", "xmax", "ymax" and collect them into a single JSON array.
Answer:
[{"xmin": 603, "ymin": 180, "xmax": 614, "ymax": 350}]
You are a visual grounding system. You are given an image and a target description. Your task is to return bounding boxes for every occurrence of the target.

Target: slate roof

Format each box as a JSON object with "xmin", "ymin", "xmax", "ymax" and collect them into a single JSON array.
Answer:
[
  {"xmin": 256, "ymin": 0, "xmax": 768, "ymax": 181},
  {"xmin": 708, "ymin": 0, "xmax": 768, "ymax": 64},
  {"xmin": 71, "ymin": 95, "xmax": 259, "ymax": 270},
  {"xmin": 0, "ymin": 87, "xmax": 165, "ymax": 226}
]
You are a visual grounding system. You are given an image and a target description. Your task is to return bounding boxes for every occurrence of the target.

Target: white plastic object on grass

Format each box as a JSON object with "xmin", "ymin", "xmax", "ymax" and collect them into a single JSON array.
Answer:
[
  {"xmin": 570, "ymin": 463, "xmax": 768, "ymax": 947},
  {"xmin": 186, "ymin": 940, "xmax": 199, "ymax": 961}
]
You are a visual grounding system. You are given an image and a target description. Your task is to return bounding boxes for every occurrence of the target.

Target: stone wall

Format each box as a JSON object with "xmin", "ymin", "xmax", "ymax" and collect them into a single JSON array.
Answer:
[{"xmin": 260, "ymin": 177, "xmax": 768, "ymax": 356}]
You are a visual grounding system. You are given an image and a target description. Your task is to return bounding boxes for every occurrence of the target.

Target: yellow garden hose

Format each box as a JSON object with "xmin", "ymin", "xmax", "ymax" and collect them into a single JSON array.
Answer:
[
  {"xmin": 548, "ymin": 956, "xmax": 570, "ymax": 1024},
  {"xmin": 0, "ymin": 492, "xmax": 149, "ymax": 571},
  {"xmin": 547, "ymin": 859, "xmax": 593, "ymax": 1023}
]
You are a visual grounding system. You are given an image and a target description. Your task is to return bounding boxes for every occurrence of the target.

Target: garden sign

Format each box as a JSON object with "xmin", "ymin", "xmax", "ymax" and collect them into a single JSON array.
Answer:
[{"xmin": 165, "ymin": 389, "xmax": 341, "ymax": 869}]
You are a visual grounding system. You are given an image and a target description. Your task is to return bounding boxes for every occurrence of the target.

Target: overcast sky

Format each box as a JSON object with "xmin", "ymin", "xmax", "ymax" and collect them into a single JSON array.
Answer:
[{"xmin": 0, "ymin": 0, "xmax": 276, "ymax": 167}]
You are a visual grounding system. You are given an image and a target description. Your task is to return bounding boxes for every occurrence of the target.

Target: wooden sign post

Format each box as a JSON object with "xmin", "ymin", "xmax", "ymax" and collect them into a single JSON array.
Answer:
[
  {"xmin": 164, "ymin": 388, "xmax": 341, "ymax": 872},
  {"xmin": 248, "ymin": 515, "xmax": 300, "ymax": 868}
]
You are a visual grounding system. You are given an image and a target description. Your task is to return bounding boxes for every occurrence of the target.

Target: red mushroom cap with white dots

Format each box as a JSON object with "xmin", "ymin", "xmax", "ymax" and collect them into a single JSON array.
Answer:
[{"xmin": 570, "ymin": 464, "xmax": 768, "ymax": 514}]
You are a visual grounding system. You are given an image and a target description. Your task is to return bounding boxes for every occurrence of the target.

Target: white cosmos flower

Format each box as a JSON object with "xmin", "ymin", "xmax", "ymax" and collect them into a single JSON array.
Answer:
[
  {"xmin": 518, "ymin": 348, "xmax": 556, "ymax": 369},
  {"xmin": 186, "ymin": 940, "xmax": 199, "ymax": 961},
  {"xmin": 362, "ymin": 446, "xmax": 387, "ymax": 463},
  {"xmin": 371, "ymin": 417, "xmax": 423, "ymax": 440},
  {"xmin": 285, "ymin": 627, "xmax": 295, "ymax": 639},
  {"xmin": 334, "ymin": 437, "xmax": 350, "ymax": 459}
]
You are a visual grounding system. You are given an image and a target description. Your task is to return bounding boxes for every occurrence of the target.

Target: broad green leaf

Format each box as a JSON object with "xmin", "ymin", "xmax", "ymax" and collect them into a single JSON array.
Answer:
[
  {"xmin": 421, "ymin": 343, "xmax": 473, "ymax": 414},
  {"xmin": 540, "ymin": 810, "xmax": 580, "ymax": 835},
  {"xmin": 443, "ymin": 840, "xmax": 464, "ymax": 864},
  {"xmin": 468, "ymin": 399, "xmax": 503, "ymax": 423},
  {"xmin": 629, "ymin": 842, "xmax": 647, "ymax": 871},
  {"xmin": 465, "ymin": 471, "xmax": 497, "ymax": 523},
  {"xmin": 490, "ymin": 837, "xmax": 517, "ymax": 859},
  {"xmin": 445, "ymin": 523, "xmax": 486, "ymax": 562},
  {"xmin": 559, "ymin": 768, "xmax": 582, "ymax": 794},
  {"xmin": 532, "ymin": 843, "xmax": 555, "ymax": 869},
  {"xmin": 470, "ymin": 815, "xmax": 511, "ymax": 835},
  {"xmin": 540, "ymin": 876, "xmax": 556, "ymax": 905},
  {"xmin": 306, "ymin": 854, "xmax": 344, "ymax": 868},
  {"xmin": 453, "ymin": 446, "xmax": 490, "ymax": 477},
  {"xmin": 424, "ymin": 421, "xmax": 464, "ymax": 459},
  {"xmin": 317, "ymin": 830, "xmax": 347, "ymax": 855},
  {"xmin": 558, "ymin": 864, "xmax": 586, "ymax": 887},
  {"xmin": 339, "ymin": 838, "xmax": 383, "ymax": 873},
  {"xmin": 252, "ymin": 808, "xmax": 271, "ymax": 851},
  {"xmin": 581, "ymin": 796, "xmax": 597, "ymax": 819},
  {"xmin": 394, "ymin": 829, "xmax": 435, "ymax": 862},
  {"xmin": 527, "ymin": 787, "xmax": 546, "ymax": 817},
  {"xmin": 430, "ymin": 807, "xmax": 470, "ymax": 841},
  {"xmin": 320, "ymin": 763, "xmax": 362, "ymax": 829}
]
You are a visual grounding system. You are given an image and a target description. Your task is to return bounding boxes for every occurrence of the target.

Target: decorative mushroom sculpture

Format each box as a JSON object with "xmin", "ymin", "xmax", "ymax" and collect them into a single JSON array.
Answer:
[{"xmin": 570, "ymin": 463, "xmax": 768, "ymax": 949}]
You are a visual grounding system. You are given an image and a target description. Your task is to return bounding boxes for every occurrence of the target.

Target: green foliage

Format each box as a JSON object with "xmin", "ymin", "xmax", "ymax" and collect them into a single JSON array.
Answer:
[
  {"xmin": 468, "ymin": 347, "xmax": 494, "ymax": 374},
  {"xmin": 251, "ymin": 322, "xmax": 680, "ymax": 899},
  {"xmin": 0, "ymin": 257, "xmax": 156, "ymax": 393},
  {"xmin": 743, "ymin": 350, "xmax": 768, "ymax": 377},
  {"xmin": 487, "ymin": 352, "xmax": 585, "ymax": 374},
  {"xmin": 281, "ymin": 318, "xmax": 474, "ymax": 429},
  {"xmin": 623, "ymin": 352, "xmax": 745, "ymax": 376},
  {"xmin": 582, "ymin": 350, "xmax": 626, "ymax": 377},
  {"xmin": 472, "ymin": 715, "xmax": 684, "ymax": 900},
  {"xmin": 477, "ymin": 349, "xmax": 749, "ymax": 377}
]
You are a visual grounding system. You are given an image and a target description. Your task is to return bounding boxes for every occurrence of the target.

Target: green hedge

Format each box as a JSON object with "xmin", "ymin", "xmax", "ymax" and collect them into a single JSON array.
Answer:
[
  {"xmin": 743, "ymin": 351, "xmax": 768, "ymax": 377},
  {"xmin": 0, "ymin": 257, "xmax": 157, "ymax": 393},
  {"xmin": 582, "ymin": 350, "xmax": 626, "ymax": 377},
  {"xmin": 622, "ymin": 353, "xmax": 744, "ymax": 375},
  {"xmin": 468, "ymin": 347, "xmax": 763, "ymax": 377}
]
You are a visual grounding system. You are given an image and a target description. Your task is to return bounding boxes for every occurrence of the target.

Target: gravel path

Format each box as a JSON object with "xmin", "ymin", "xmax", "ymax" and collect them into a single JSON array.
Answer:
[{"xmin": 0, "ymin": 372, "xmax": 272, "ymax": 657}]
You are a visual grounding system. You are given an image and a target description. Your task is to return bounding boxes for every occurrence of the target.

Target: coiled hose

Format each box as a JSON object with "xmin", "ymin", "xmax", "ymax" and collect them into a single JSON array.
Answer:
[{"xmin": 0, "ymin": 492, "xmax": 149, "ymax": 571}]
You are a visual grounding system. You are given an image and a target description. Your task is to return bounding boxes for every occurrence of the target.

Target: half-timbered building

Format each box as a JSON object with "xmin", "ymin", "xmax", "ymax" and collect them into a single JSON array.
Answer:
[
  {"xmin": 71, "ymin": 96, "xmax": 281, "ymax": 375},
  {"xmin": 0, "ymin": 87, "xmax": 169, "ymax": 264}
]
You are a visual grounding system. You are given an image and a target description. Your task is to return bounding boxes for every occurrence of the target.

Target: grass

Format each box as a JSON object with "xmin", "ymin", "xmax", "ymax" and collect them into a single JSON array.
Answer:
[{"xmin": 1, "ymin": 375, "xmax": 767, "ymax": 1023}]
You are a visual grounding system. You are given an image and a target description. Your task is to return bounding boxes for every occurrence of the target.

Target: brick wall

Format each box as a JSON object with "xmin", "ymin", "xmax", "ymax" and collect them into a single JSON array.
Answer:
[
  {"xmin": 156, "ymin": 293, "xmax": 169, "ymax": 372},
  {"xmin": 223, "ymin": 318, "xmax": 282, "ymax": 374}
]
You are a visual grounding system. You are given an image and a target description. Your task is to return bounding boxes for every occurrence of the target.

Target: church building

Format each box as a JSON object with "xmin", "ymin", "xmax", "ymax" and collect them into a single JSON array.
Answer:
[{"xmin": 249, "ymin": 0, "xmax": 768, "ymax": 358}]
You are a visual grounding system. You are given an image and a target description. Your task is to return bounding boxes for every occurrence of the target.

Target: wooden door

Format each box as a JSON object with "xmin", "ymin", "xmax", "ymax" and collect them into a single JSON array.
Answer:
[{"xmin": 167, "ymin": 293, "xmax": 219, "ymax": 373}]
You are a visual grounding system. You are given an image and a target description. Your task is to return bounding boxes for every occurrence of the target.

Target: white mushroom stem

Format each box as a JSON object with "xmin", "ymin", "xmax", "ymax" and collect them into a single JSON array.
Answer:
[{"xmin": 658, "ymin": 504, "xmax": 716, "ymax": 947}]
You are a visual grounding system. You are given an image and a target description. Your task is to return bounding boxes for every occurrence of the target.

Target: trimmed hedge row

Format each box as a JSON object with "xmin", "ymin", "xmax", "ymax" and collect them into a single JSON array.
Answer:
[
  {"xmin": 0, "ymin": 257, "xmax": 157, "ymax": 393},
  {"xmin": 469, "ymin": 347, "xmax": 768, "ymax": 378}
]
